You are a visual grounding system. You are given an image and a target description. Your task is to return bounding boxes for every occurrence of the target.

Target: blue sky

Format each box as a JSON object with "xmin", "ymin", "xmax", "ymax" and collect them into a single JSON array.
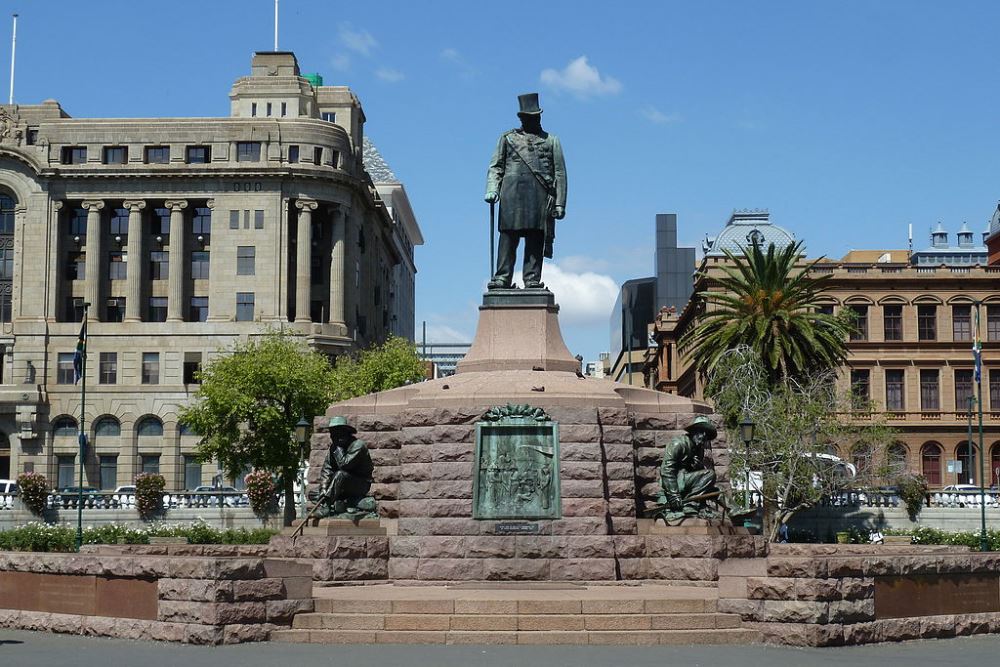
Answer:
[{"xmin": 8, "ymin": 1, "xmax": 1000, "ymax": 360}]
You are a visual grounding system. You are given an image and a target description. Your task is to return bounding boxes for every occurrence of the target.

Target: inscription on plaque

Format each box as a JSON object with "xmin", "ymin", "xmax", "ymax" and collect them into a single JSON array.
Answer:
[
  {"xmin": 473, "ymin": 404, "xmax": 560, "ymax": 520},
  {"xmin": 875, "ymin": 573, "xmax": 1000, "ymax": 619},
  {"xmin": 494, "ymin": 521, "xmax": 541, "ymax": 535}
]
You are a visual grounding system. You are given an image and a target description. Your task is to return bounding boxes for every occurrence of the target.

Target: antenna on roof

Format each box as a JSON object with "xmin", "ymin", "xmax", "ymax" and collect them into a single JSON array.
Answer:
[
  {"xmin": 273, "ymin": 0, "xmax": 279, "ymax": 51},
  {"xmin": 908, "ymin": 222, "xmax": 913, "ymax": 256},
  {"xmin": 8, "ymin": 14, "xmax": 16, "ymax": 105}
]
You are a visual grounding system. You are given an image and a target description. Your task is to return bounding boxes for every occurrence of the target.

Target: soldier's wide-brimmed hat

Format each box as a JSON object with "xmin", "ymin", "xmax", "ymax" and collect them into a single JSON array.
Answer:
[
  {"xmin": 517, "ymin": 93, "xmax": 543, "ymax": 116},
  {"xmin": 328, "ymin": 416, "xmax": 357, "ymax": 433},
  {"xmin": 684, "ymin": 416, "xmax": 717, "ymax": 439}
]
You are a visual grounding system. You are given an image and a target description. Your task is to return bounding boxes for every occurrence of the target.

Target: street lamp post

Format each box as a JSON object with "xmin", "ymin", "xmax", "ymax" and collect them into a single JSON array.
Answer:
[
  {"xmin": 739, "ymin": 416, "xmax": 755, "ymax": 509},
  {"xmin": 294, "ymin": 416, "xmax": 311, "ymax": 520}
]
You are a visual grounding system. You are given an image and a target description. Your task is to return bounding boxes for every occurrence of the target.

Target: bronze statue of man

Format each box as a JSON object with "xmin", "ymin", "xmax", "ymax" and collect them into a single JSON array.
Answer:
[
  {"xmin": 656, "ymin": 416, "xmax": 721, "ymax": 522},
  {"xmin": 312, "ymin": 416, "xmax": 375, "ymax": 517},
  {"xmin": 485, "ymin": 93, "xmax": 567, "ymax": 290}
]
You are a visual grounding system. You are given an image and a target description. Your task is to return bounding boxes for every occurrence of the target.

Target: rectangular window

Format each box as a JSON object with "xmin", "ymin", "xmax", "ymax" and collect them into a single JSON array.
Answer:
[
  {"xmin": 236, "ymin": 292, "xmax": 255, "ymax": 321},
  {"xmin": 140, "ymin": 454, "xmax": 160, "ymax": 475},
  {"xmin": 141, "ymin": 352, "xmax": 160, "ymax": 385},
  {"xmin": 105, "ymin": 297, "xmax": 126, "ymax": 322},
  {"xmin": 254, "ymin": 210, "xmax": 264, "ymax": 229},
  {"xmin": 991, "ymin": 369, "xmax": 1000, "ymax": 411},
  {"xmin": 103, "ymin": 146, "xmax": 127, "ymax": 164},
  {"xmin": 314, "ymin": 147, "xmax": 324, "ymax": 165},
  {"xmin": 144, "ymin": 146, "xmax": 170, "ymax": 164},
  {"xmin": 99, "ymin": 455, "xmax": 117, "ymax": 490},
  {"xmin": 183, "ymin": 455, "xmax": 202, "ymax": 490},
  {"xmin": 109, "ymin": 208, "xmax": 129, "ymax": 237},
  {"xmin": 321, "ymin": 111, "xmax": 336, "ymax": 123},
  {"xmin": 61, "ymin": 146, "xmax": 87, "ymax": 165},
  {"xmin": 189, "ymin": 296, "xmax": 209, "ymax": 322},
  {"xmin": 288, "ymin": 145, "xmax": 299, "ymax": 163},
  {"xmin": 229, "ymin": 210, "xmax": 239, "ymax": 230},
  {"xmin": 266, "ymin": 102, "xmax": 272, "ymax": 117},
  {"xmin": 955, "ymin": 369, "xmax": 975, "ymax": 412},
  {"xmin": 920, "ymin": 369, "xmax": 940, "ymax": 411},
  {"xmin": 99, "ymin": 352, "xmax": 117, "ymax": 384},
  {"xmin": 186, "ymin": 145, "xmax": 211, "ymax": 164},
  {"xmin": 57, "ymin": 455, "xmax": 75, "ymax": 490},
  {"xmin": 917, "ymin": 305, "xmax": 937, "ymax": 341},
  {"xmin": 280, "ymin": 102, "xmax": 287, "ymax": 117},
  {"xmin": 191, "ymin": 251, "xmax": 210, "ymax": 280},
  {"xmin": 192, "ymin": 206, "xmax": 211, "ymax": 236},
  {"xmin": 236, "ymin": 142, "xmax": 261, "ymax": 162},
  {"xmin": 884, "ymin": 305, "xmax": 903, "ymax": 341},
  {"xmin": 26, "ymin": 128, "xmax": 37, "ymax": 145},
  {"xmin": 148, "ymin": 297, "xmax": 168, "ymax": 323},
  {"xmin": 330, "ymin": 150, "xmax": 339, "ymax": 168},
  {"xmin": 953, "ymin": 305, "xmax": 972, "ymax": 341},
  {"xmin": 153, "ymin": 207, "xmax": 170, "ymax": 237},
  {"xmin": 988, "ymin": 306, "xmax": 1000, "ymax": 342},
  {"xmin": 66, "ymin": 252, "xmax": 85, "ymax": 281},
  {"xmin": 65, "ymin": 297, "xmax": 85, "ymax": 323},
  {"xmin": 109, "ymin": 252, "xmax": 127, "ymax": 281},
  {"xmin": 69, "ymin": 208, "xmax": 88, "ymax": 237},
  {"xmin": 251, "ymin": 102, "xmax": 257, "ymax": 117},
  {"xmin": 57, "ymin": 352, "xmax": 75, "ymax": 384},
  {"xmin": 850, "ymin": 369, "xmax": 870, "ymax": 408},
  {"xmin": 849, "ymin": 305, "xmax": 868, "ymax": 341},
  {"xmin": 183, "ymin": 352, "xmax": 202, "ymax": 384},
  {"xmin": 150, "ymin": 251, "xmax": 169, "ymax": 280},
  {"xmin": 236, "ymin": 246, "xmax": 256, "ymax": 275},
  {"xmin": 244, "ymin": 210, "xmax": 250, "ymax": 229},
  {"xmin": 885, "ymin": 369, "xmax": 905, "ymax": 411}
]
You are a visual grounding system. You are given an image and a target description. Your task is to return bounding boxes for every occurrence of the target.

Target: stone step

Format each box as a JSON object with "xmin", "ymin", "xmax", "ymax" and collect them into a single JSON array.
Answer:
[
  {"xmin": 271, "ymin": 627, "xmax": 760, "ymax": 645},
  {"xmin": 292, "ymin": 612, "xmax": 742, "ymax": 632},
  {"xmin": 313, "ymin": 596, "xmax": 718, "ymax": 615}
]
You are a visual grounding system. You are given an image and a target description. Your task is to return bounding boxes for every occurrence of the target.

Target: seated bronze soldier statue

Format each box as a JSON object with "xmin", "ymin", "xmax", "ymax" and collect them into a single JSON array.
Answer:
[
  {"xmin": 655, "ymin": 416, "xmax": 721, "ymax": 522},
  {"xmin": 309, "ymin": 416, "xmax": 376, "ymax": 517}
]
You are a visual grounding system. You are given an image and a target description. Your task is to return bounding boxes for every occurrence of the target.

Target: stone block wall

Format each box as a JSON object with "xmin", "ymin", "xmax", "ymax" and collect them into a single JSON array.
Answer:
[
  {"xmin": 719, "ymin": 544, "xmax": 1000, "ymax": 646},
  {"xmin": 0, "ymin": 551, "xmax": 313, "ymax": 644}
]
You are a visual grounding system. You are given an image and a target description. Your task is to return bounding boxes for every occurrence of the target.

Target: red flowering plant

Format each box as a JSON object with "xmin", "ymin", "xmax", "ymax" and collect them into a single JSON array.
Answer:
[
  {"xmin": 134, "ymin": 473, "xmax": 165, "ymax": 519},
  {"xmin": 244, "ymin": 470, "xmax": 277, "ymax": 517},
  {"xmin": 16, "ymin": 472, "xmax": 49, "ymax": 516}
]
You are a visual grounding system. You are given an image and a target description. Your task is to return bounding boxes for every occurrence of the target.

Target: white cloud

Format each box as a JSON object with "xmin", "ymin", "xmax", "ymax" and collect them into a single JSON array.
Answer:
[
  {"xmin": 440, "ymin": 47, "xmax": 477, "ymax": 78},
  {"xmin": 338, "ymin": 23, "xmax": 378, "ymax": 56},
  {"xmin": 375, "ymin": 67, "xmax": 404, "ymax": 83},
  {"xmin": 558, "ymin": 254, "xmax": 611, "ymax": 274},
  {"xmin": 330, "ymin": 53, "xmax": 351, "ymax": 71},
  {"xmin": 540, "ymin": 56, "xmax": 622, "ymax": 99},
  {"xmin": 543, "ymin": 262, "xmax": 619, "ymax": 326},
  {"xmin": 421, "ymin": 323, "xmax": 471, "ymax": 344},
  {"xmin": 640, "ymin": 106, "xmax": 681, "ymax": 124}
]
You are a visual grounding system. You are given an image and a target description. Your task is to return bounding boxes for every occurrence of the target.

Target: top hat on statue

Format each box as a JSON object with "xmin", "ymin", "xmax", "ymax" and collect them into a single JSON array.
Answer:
[{"xmin": 517, "ymin": 93, "xmax": 543, "ymax": 116}]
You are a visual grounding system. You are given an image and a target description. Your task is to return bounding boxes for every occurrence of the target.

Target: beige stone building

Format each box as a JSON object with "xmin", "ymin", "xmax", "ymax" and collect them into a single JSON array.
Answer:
[
  {"xmin": 0, "ymin": 51, "xmax": 422, "ymax": 490},
  {"xmin": 646, "ymin": 211, "xmax": 1000, "ymax": 489}
]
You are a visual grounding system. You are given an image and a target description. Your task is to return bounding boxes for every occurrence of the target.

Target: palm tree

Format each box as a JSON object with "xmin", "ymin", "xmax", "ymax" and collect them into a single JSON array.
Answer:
[{"xmin": 680, "ymin": 241, "xmax": 854, "ymax": 385}]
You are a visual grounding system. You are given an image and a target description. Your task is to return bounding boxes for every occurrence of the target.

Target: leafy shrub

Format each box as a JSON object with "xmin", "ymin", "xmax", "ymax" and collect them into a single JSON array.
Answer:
[
  {"xmin": 17, "ymin": 472, "xmax": 49, "ymax": 516},
  {"xmin": 885, "ymin": 526, "xmax": 1000, "ymax": 551},
  {"xmin": 894, "ymin": 474, "xmax": 929, "ymax": 520},
  {"xmin": 244, "ymin": 470, "xmax": 277, "ymax": 517},
  {"xmin": 134, "ymin": 473, "xmax": 165, "ymax": 519},
  {"xmin": 0, "ymin": 521, "xmax": 279, "ymax": 552}
]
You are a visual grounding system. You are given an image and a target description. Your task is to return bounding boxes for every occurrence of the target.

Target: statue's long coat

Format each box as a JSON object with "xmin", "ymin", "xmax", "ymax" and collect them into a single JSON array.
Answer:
[{"xmin": 486, "ymin": 129, "xmax": 567, "ymax": 233}]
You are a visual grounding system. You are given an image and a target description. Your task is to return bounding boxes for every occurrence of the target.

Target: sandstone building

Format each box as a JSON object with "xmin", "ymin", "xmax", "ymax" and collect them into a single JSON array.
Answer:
[
  {"xmin": 646, "ymin": 210, "xmax": 999, "ymax": 489},
  {"xmin": 0, "ymin": 51, "xmax": 422, "ymax": 490}
]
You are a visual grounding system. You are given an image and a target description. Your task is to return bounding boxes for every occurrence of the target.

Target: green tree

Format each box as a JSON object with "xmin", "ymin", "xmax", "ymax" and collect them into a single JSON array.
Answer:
[
  {"xmin": 680, "ymin": 241, "xmax": 855, "ymax": 385},
  {"xmin": 329, "ymin": 335, "xmax": 426, "ymax": 402},
  {"xmin": 179, "ymin": 331, "xmax": 337, "ymax": 526}
]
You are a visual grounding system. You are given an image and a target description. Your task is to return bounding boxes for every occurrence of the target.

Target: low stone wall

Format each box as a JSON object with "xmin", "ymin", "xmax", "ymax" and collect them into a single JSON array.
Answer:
[
  {"xmin": 791, "ymin": 504, "xmax": 1000, "ymax": 535},
  {"xmin": 719, "ymin": 543, "xmax": 1000, "ymax": 646},
  {"xmin": 0, "ymin": 551, "xmax": 313, "ymax": 644}
]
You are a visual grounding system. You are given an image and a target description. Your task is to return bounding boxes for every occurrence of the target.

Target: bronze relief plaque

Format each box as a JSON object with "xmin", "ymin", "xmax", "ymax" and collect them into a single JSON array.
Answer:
[
  {"xmin": 875, "ymin": 573, "xmax": 1000, "ymax": 619},
  {"xmin": 473, "ymin": 404, "xmax": 560, "ymax": 520}
]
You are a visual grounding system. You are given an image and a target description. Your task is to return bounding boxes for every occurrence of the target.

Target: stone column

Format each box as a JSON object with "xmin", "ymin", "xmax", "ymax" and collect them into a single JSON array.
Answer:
[
  {"xmin": 294, "ymin": 199, "xmax": 317, "ymax": 323},
  {"xmin": 164, "ymin": 200, "xmax": 188, "ymax": 322},
  {"xmin": 122, "ymin": 200, "xmax": 146, "ymax": 322},
  {"xmin": 81, "ymin": 200, "xmax": 104, "ymax": 322},
  {"xmin": 328, "ymin": 206, "xmax": 347, "ymax": 328},
  {"xmin": 343, "ymin": 209, "xmax": 357, "ymax": 336}
]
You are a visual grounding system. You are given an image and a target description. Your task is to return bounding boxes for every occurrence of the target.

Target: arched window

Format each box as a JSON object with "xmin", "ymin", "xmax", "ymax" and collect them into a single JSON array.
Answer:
[
  {"xmin": 136, "ymin": 416, "xmax": 163, "ymax": 437},
  {"xmin": 887, "ymin": 442, "xmax": 909, "ymax": 477},
  {"xmin": 94, "ymin": 416, "xmax": 121, "ymax": 438},
  {"xmin": 921, "ymin": 443, "xmax": 942, "ymax": 486},
  {"xmin": 956, "ymin": 442, "xmax": 976, "ymax": 485},
  {"xmin": 0, "ymin": 192, "xmax": 15, "ymax": 323},
  {"xmin": 851, "ymin": 443, "xmax": 873, "ymax": 478},
  {"xmin": 991, "ymin": 443, "xmax": 1000, "ymax": 488},
  {"xmin": 179, "ymin": 422, "xmax": 200, "ymax": 437},
  {"xmin": 52, "ymin": 416, "xmax": 78, "ymax": 436}
]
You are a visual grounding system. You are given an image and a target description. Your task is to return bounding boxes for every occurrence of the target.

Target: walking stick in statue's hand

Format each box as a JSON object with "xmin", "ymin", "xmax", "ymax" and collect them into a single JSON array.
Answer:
[
  {"xmin": 290, "ymin": 482, "xmax": 332, "ymax": 538},
  {"xmin": 489, "ymin": 201, "xmax": 496, "ymax": 278}
]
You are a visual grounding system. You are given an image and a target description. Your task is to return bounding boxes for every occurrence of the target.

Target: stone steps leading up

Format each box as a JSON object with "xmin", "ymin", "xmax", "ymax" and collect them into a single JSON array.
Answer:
[
  {"xmin": 269, "ymin": 583, "xmax": 760, "ymax": 646},
  {"xmin": 271, "ymin": 628, "xmax": 760, "ymax": 646}
]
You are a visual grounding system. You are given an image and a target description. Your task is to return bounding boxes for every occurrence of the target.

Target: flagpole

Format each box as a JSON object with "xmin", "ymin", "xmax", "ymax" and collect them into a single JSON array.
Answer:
[
  {"xmin": 76, "ymin": 303, "xmax": 89, "ymax": 550},
  {"xmin": 975, "ymin": 300, "xmax": 988, "ymax": 552},
  {"xmin": 8, "ymin": 14, "xmax": 16, "ymax": 105}
]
